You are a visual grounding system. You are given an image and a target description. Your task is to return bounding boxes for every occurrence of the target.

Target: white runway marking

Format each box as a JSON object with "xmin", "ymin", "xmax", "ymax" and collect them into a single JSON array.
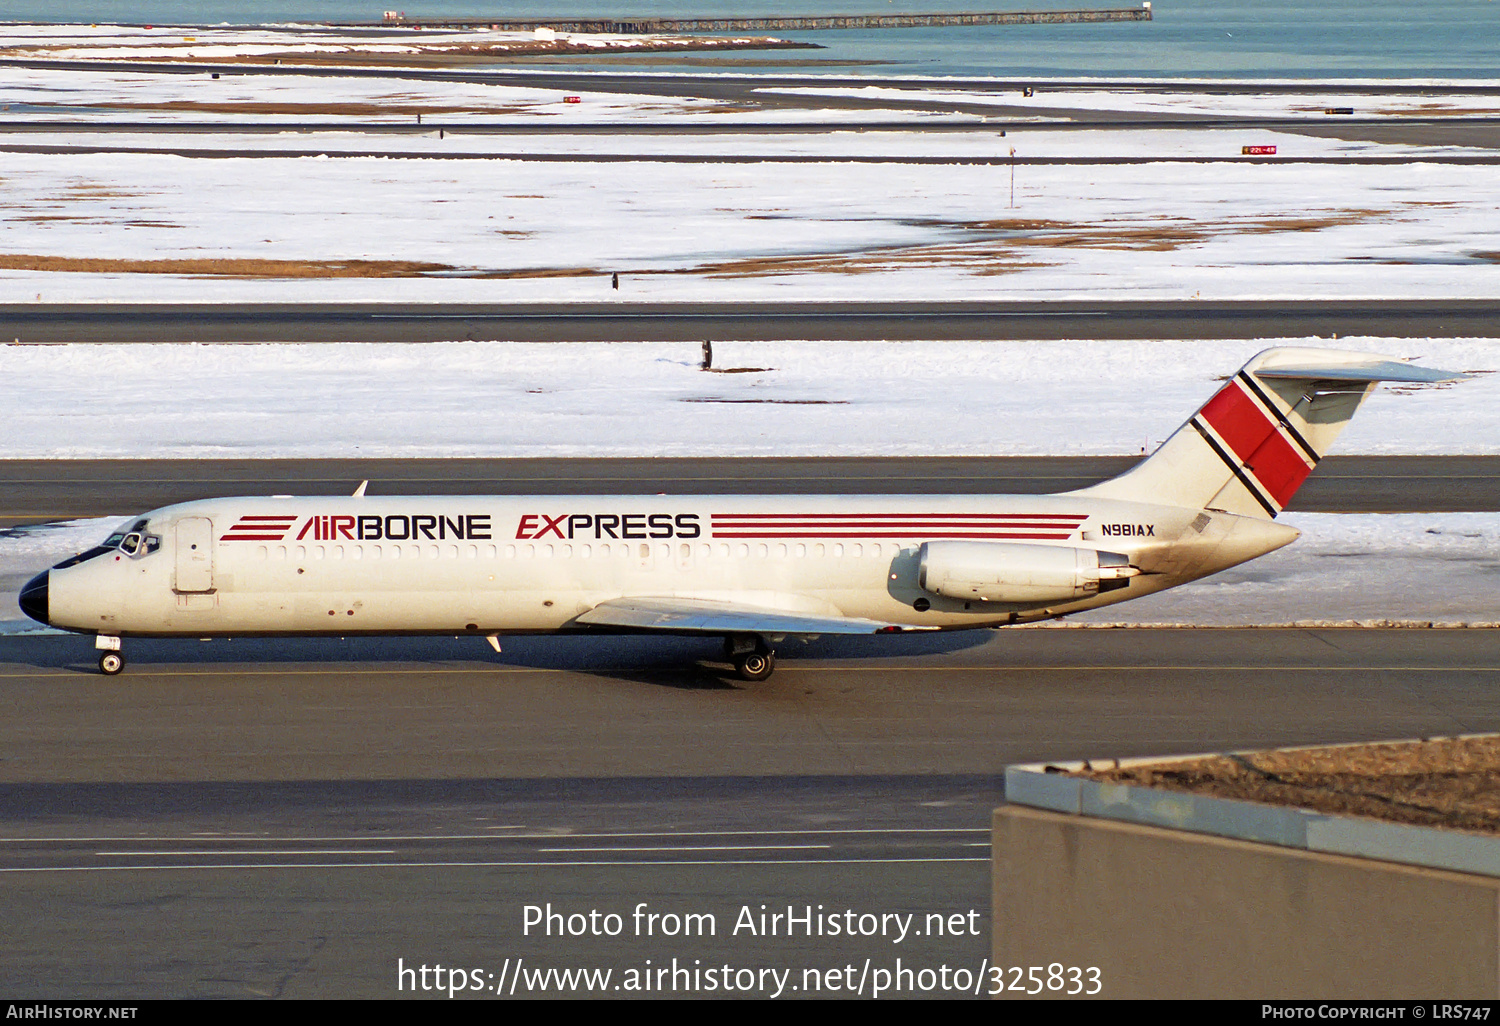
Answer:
[
  {"xmin": 94, "ymin": 849, "xmax": 398, "ymax": 856},
  {"xmin": 0, "ymin": 857, "xmax": 992, "ymax": 873},
  {"xmin": 536, "ymin": 844, "xmax": 833, "ymax": 853},
  {"xmin": 0, "ymin": 828, "xmax": 991, "ymax": 843}
]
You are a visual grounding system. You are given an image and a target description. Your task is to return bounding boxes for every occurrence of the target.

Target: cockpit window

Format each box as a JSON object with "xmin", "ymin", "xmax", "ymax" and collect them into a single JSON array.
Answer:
[
  {"xmin": 52, "ymin": 519, "xmax": 160, "ymax": 569},
  {"xmin": 117, "ymin": 528, "xmax": 162, "ymax": 558}
]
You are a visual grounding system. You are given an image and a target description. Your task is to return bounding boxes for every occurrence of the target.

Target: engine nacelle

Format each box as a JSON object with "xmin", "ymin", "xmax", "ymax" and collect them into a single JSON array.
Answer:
[{"xmin": 918, "ymin": 541, "xmax": 1139, "ymax": 604}]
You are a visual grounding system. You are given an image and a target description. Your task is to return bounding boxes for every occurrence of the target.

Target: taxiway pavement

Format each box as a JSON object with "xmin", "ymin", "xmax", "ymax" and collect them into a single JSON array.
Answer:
[
  {"xmin": 7, "ymin": 300, "xmax": 1500, "ymax": 344},
  {"xmin": 0, "ymin": 628, "xmax": 1496, "ymax": 996}
]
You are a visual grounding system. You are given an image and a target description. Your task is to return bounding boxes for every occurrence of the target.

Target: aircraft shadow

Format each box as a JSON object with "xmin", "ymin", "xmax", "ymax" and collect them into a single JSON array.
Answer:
[{"xmin": 0, "ymin": 627, "xmax": 993, "ymax": 683}]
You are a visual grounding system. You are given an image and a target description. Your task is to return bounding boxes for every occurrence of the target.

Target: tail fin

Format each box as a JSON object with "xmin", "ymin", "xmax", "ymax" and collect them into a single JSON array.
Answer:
[{"xmin": 1074, "ymin": 347, "xmax": 1459, "ymax": 517}]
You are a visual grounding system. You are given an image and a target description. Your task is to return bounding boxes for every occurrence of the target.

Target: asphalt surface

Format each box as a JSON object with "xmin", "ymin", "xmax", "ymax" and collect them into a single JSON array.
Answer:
[
  {"xmin": 0, "ymin": 455, "xmax": 1495, "ymax": 528},
  {"xmin": 7, "ymin": 299, "xmax": 1500, "ymax": 343},
  {"xmin": 1, "ymin": 627, "xmax": 1497, "ymax": 997}
]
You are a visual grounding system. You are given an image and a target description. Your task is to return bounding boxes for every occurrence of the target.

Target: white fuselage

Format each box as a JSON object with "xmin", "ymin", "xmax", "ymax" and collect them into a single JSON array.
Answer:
[{"xmin": 41, "ymin": 493, "xmax": 1299, "ymax": 638}]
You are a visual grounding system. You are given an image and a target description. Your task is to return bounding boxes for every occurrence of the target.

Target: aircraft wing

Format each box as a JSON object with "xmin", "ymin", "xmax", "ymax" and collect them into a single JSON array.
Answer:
[{"xmin": 573, "ymin": 597, "xmax": 933, "ymax": 636}]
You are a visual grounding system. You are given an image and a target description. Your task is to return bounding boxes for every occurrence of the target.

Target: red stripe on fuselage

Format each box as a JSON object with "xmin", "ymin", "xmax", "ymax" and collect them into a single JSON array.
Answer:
[
  {"xmin": 1198, "ymin": 381, "xmax": 1313, "ymax": 508},
  {"xmin": 711, "ymin": 512, "xmax": 1083, "ymax": 520},
  {"xmin": 712, "ymin": 521, "xmax": 1079, "ymax": 529}
]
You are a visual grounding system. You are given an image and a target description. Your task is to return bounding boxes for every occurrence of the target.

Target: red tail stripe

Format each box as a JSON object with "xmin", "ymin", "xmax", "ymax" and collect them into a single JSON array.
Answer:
[
  {"xmin": 1245, "ymin": 435, "xmax": 1314, "ymax": 508},
  {"xmin": 1199, "ymin": 381, "xmax": 1313, "ymax": 508}
]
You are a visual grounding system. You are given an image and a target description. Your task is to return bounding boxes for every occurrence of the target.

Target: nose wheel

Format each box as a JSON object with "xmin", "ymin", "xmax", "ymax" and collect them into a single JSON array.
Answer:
[{"xmin": 95, "ymin": 635, "xmax": 124, "ymax": 676}]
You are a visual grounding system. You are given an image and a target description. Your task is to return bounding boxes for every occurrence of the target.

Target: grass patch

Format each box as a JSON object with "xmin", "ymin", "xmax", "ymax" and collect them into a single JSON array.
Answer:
[
  {"xmin": 685, "ymin": 208, "xmax": 1394, "ymax": 277},
  {"xmin": 0, "ymin": 255, "xmax": 451, "ymax": 277},
  {"xmin": 0, "ymin": 255, "xmax": 608, "ymax": 279}
]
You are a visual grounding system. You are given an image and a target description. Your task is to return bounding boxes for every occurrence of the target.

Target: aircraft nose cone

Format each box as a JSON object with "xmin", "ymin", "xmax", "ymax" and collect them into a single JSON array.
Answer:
[{"xmin": 18, "ymin": 571, "xmax": 49, "ymax": 625}]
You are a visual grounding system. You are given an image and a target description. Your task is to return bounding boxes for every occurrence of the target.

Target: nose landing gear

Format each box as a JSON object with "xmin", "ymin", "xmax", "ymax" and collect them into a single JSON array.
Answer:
[
  {"xmin": 95, "ymin": 635, "xmax": 124, "ymax": 676},
  {"xmin": 724, "ymin": 635, "xmax": 776, "ymax": 682}
]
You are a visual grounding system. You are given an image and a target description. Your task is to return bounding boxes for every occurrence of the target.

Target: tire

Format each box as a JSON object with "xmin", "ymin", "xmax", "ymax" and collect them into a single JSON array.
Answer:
[
  {"xmin": 98, "ymin": 652, "xmax": 124, "ymax": 676},
  {"xmin": 734, "ymin": 650, "xmax": 775, "ymax": 682}
]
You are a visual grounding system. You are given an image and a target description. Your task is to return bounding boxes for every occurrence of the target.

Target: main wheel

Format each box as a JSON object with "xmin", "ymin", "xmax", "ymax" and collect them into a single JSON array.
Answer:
[
  {"xmin": 734, "ymin": 650, "xmax": 775, "ymax": 682},
  {"xmin": 98, "ymin": 651, "xmax": 124, "ymax": 676}
]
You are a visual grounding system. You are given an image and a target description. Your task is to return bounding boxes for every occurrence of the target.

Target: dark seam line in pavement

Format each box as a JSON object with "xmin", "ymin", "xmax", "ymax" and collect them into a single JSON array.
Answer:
[{"xmin": 3, "ymin": 144, "xmax": 1498, "ymax": 165}]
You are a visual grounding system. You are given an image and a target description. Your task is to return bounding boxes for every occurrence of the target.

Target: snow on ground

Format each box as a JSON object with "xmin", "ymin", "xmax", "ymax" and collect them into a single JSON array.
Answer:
[
  {"xmin": 3, "ymin": 512, "xmax": 1496, "ymax": 633},
  {"xmin": 767, "ymin": 84, "xmax": 1500, "ymax": 120},
  {"xmin": 3, "ymin": 150, "xmax": 1499, "ymax": 304},
  {"xmin": 5, "ymin": 61, "xmax": 1499, "ymax": 303},
  {"xmin": 0, "ymin": 338, "xmax": 1488, "ymax": 460}
]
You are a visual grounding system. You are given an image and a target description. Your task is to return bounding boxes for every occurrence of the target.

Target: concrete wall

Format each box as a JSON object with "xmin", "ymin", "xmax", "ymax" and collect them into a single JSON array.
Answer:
[{"xmin": 993, "ymin": 805, "xmax": 1500, "ymax": 999}]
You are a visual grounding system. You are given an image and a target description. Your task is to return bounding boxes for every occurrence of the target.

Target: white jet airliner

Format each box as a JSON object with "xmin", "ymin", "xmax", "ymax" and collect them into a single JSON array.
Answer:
[{"xmin": 19, "ymin": 347, "xmax": 1456, "ymax": 680}]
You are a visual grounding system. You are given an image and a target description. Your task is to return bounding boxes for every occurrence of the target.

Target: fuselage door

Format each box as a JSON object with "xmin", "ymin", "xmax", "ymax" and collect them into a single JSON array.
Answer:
[{"xmin": 175, "ymin": 517, "xmax": 216, "ymax": 593}]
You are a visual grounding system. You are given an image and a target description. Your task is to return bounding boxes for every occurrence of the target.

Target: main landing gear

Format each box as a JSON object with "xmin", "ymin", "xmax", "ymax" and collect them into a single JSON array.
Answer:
[
  {"xmin": 724, "ymin": 635, "xmax": 776, "ymax": 682},
  {"xmin": 96, "ymin": 635, "xmax": 124, "ymax": 676}
]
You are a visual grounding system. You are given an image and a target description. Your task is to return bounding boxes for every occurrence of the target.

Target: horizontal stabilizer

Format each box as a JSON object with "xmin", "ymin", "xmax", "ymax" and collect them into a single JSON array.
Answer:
[
  {"xmin": 1253, "ymin": 354, "xmax": 1462, "ymax": 384},
  {"xmin": 574, "ymin": 596, "xmax": 931, "ymax": 636}
]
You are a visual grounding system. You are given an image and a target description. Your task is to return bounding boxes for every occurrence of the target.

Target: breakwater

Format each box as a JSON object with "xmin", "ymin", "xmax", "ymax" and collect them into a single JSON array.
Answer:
[{"xmin": 366, "ymin": 7, "xmax": 1153, "ymax": 33}]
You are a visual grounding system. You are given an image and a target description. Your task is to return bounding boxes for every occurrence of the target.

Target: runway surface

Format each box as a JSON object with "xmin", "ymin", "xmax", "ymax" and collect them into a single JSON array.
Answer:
[
  {"xmin": 6, "ymin": 628, "xmax": 1497, "ymax": 780},
  {"xmin": 0, "ymin": 455, "xmax": 1495, "ymax": 529},
  {"xmin": 1, "ymin": 627, "xmax": 1497, "ymax": 997},
  {"xmin": 14, "ymin": 140, "xmax": 1500, "ymax": 164},
  {"xmin": 7, "ymin": 299, "xmax": 1500, "ymax": 343}
]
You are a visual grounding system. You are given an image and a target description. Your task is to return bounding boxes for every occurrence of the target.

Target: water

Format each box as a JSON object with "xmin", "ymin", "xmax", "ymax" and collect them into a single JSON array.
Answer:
[{"xmin": 4, "ymin": 0, "xmax": 1499, "ymax": 79}]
